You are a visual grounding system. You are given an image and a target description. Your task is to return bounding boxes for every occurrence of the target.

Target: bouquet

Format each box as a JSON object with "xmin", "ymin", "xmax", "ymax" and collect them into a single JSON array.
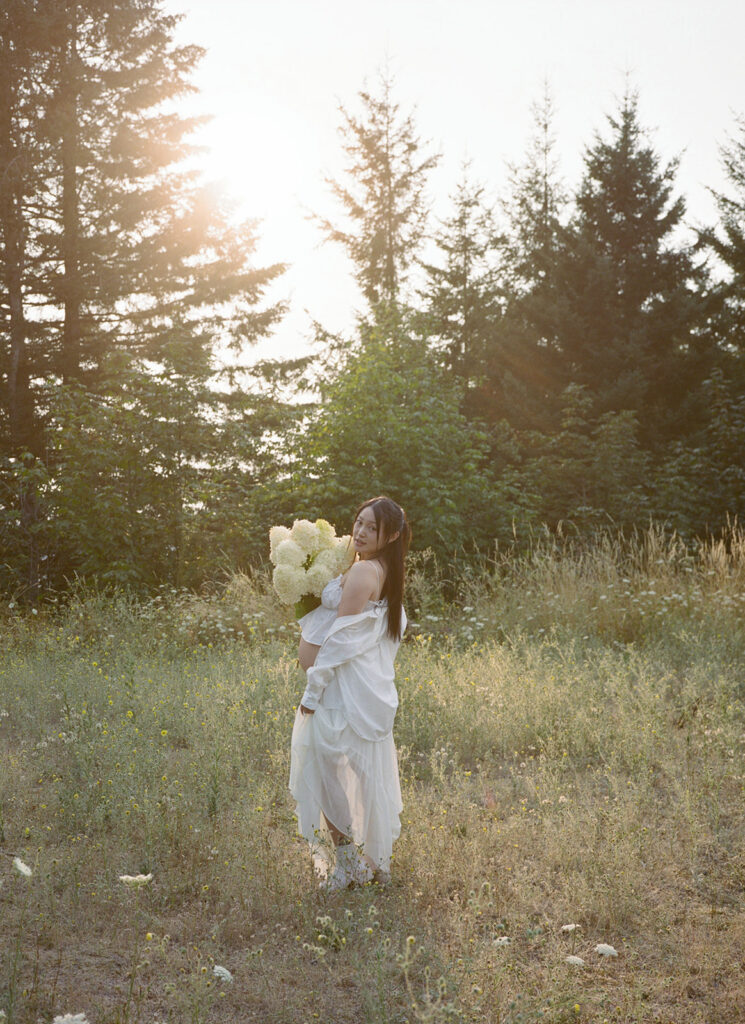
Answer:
[{"xmin": 269, "ymin": 518, "xmax": 354, "ymax": 618}]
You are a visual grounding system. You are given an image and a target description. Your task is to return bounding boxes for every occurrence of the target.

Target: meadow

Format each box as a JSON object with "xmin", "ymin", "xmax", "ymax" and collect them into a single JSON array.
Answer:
[{"xmin": 2, "ymin": 527, "xmax": 744, "ymax": 1024}]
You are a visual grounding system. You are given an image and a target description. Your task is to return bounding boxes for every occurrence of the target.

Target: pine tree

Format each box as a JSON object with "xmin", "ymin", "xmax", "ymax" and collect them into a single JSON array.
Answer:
[
  {"xmin": 554, "ymin": 89, "xmax": 711, "ymax": 445},
  {"xmin": 0, "ymin": 0, "xmax": 288, "ymax": 593},
  {"xmin": 419, "ymin": 163, "xmax": 504, "ymax": 410},
  {"xmin": 483, "ymin": 86, "xmax": 569, "ymax": 432},
  {"xmin": 315, "ymin": 70, "xmax": 440, "ymax": 310},
  {"xmin": 0, "ymin": 0, "xmax": 47, "ymax": 453},
  {"xmin": 705, "ymin": 113, "xmax": 745, "ymax": 345}
]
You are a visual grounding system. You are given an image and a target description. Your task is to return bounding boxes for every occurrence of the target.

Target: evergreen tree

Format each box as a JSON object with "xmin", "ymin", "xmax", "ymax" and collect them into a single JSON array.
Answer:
[
  {"xmin": 419, "ymin": 163, "xmax": 505, "ymax": 414},
  {"xmin": 501, "ymin": 84, "xmax": 568, "ymax": 300},
  {"xmin": 705, "ymin": 113, "xmax": 745, "ymax": 345},
  {"xmin": 0, "ymin": 0, "xmax": 49, "ymax": 454},
  {"xmin": 554, "ymin": 89, "xmax": 711, "ymax": 445},
  {"xmin": 483, "ymin": 87, "xmax": 569, "ymax": 432},
  {"xmin": 315, "ymin": 71, "xmax": 439, "ymax": 310},
  {"xmin": 0, "ymin": 0, "xmax": 288, "ymax": 595}
]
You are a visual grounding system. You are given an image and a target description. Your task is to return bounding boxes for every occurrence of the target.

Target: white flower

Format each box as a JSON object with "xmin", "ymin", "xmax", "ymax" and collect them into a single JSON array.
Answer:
[
  {"xmin": 274, "ymin": 538, "xmax": 306, "ymax": 568},
  {"xmin": 315, "ymin": 518, "xmax": 336, "ymax": 549},
  {"xmin": 213, "ymin": 964, "xmax": 233, "ymax": 983},
  {"xmin": 594, "ymin": 943, "xmax": 618, "ymax": 957},
  {"xmin": 272, "ymin": 564, "xmax": 307, "ymax": 606},
  {"xmin": 333, "ymin": 535, "xmax": 354, "ymax": 573},
  {"xmin": 561, "ymin": 923, "xmax": 580, "ymax": 933},
  {"xmin": 13, "ymin": 857, "xmax": 32, "ymax": 878},
  {"xmin": 118, "ymin": 872, "xmax": 152, "ymax": 887},
  {"xmin": 269, "ymin": 525, "xmax": 291, "ymax": 564},
  {"xmin": 305, "ymin": 560, "xmax": 333, "ymax": 598},
  {"xmin": 565, "ymin": 955, "xmax": 586, "ymax": 966},
  {"xmin": 492, "ymin": 936, "xmax": 510, "ymax": 947},
  {"xmin": 52, "ymin": 1015, "xmax": 90, "ymax": 1024},
  {"xmin": 290, "ymin": 519, "xmax": 320, "ymax": 555}
]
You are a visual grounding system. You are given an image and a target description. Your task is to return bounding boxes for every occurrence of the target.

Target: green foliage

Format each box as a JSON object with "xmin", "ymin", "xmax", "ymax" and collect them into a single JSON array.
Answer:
[
  {"xmin": 283, "ymin": 306, "xmax": 525, "ymax": 554},
  {"xmin": 518, "ymin": 384, "xmax": 651, "ymax": 532},
  {"xmin": 705, "ymin": 113, "xmax": 745, "ymax": 342},
  {"xmin": 554, "ymin": 90, "xmax": 712, "ymax": 444}
]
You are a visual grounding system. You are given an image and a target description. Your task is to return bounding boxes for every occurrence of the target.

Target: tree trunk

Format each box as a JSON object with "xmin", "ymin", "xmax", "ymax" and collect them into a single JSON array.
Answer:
[
  {"xmin": 60, "ymin": 6, "xmax": 81, "ymax": 382},
  {"xmin": 0, "ymin": 22, "xmax": 35, "ymax": 452}
]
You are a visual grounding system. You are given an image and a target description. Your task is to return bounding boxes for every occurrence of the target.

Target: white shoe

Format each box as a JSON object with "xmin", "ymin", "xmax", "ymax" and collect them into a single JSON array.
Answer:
[{"xmin": 319, "ymin": 844, "xmax": 372, "ymax": 893}]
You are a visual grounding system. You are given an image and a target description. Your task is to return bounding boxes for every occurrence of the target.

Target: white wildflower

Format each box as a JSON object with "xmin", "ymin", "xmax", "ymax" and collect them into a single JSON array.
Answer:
[
  {"xmin": 52, "ymin": 1015, "xmax": 90, "ymax": 1024},
  {"xmin": 272, "ymin": 564, "xmax": 307, "ymax": 606},
  {"xmin": 561, "ymin": 923, "xmax": 580, "ymax": 933},
  {"xmin": 13, "ymin": 857, "xmax": 32, "ymax": 878},
  {"xmin": 118, "ymin": 872, "xmax": 152, "ymax": 887},
  {"xmin": 290, "ymin": 519, "xmax": 320, "ymax": 555},
  {"xmin": 492, "ymin": 936, "xmax": 510, "ymax": 947},
  {"xmin": 274, "ymin": 538, "xmax": 306, "ymax": 568},
  {"xmin": 565, "ymin": 955, "xmax": 586, "ymax": 966},
  {"xmin": 594, "ymin": 942, "xmax": 618, "ymax": 957},
  {"xmin": 213, "ymin": 964, "xmax": 233, "ymax": 983},
  {"xmin": 269, "ymin": 525, "xmax": 291, "ymax": 564}
]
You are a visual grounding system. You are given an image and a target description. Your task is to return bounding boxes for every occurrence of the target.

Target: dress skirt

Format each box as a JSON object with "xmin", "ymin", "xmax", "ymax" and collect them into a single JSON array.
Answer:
[{"xmin": 290, "ymin": 706, "xmax": 402, "ymax": 878}]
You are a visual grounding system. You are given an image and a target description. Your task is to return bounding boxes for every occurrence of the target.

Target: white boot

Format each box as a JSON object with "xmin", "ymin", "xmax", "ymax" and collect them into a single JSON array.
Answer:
[
  {"xmin": 320, "ymin": 844, "xmax": 373, "ymax": 893},
  {"xmin": 348, "ymin": 846, "xmax": 374, "ymax": 886}
]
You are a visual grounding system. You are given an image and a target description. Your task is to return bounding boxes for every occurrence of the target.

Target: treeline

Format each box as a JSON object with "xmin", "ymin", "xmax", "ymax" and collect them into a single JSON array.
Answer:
[{"xmin": 1, "ymin": 2, "xmax": 744, "ymax": 598}]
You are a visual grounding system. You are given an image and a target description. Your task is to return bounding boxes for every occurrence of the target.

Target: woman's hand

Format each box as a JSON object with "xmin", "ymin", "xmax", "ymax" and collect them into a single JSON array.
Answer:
[{"xmin": 299, "ymin": 704, "xmax": 315, "ymax": 715}]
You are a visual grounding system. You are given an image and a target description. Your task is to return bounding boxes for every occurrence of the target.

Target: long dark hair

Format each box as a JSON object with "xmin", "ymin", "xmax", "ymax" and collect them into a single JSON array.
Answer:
[{"xmin": 354, "ymin": 496, "xmax": 411, "ymax": 641}]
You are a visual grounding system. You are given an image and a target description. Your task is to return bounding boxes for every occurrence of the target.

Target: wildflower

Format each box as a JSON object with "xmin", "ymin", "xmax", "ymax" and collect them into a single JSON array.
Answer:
[
  {"xmin": 594, "ymin": 942, "xmax": 618, "ymax": 957},
  {"xmin": 492, "ymin": 936, "xmax": 510, "ymax": 947},
  {"xmin": 561, "ymin": 923, "xmax": 580, "ymax": 933},
  {"xmin": 118, "ymin": 872, "xmax": 153, "ymax": 887},
  {"xmin": 213, "ymin": 964, "xmax": 233, "ymax": 982},
  {"xmin": 13, "ymin": 857, "xmax": 32, "ymax": 878},
  {"xmin": 566, "ymin": 955, "xmax": 586, "ymax": 966},
  {"xmin": 52, "ymin": 1015, "xmax": 90, "ymax": 1024}
]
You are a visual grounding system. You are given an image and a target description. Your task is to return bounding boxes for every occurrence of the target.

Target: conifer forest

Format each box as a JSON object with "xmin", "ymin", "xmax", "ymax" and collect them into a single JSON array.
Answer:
[{"xmin": 1, "ymin": 1, "xmax": 744, "ymax": 591}]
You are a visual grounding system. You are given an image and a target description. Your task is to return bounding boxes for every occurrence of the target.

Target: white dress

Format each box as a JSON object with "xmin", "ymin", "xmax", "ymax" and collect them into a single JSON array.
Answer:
[{"xmin": 289, "ymin": 574, "xmax": 405, "ymax": 877}]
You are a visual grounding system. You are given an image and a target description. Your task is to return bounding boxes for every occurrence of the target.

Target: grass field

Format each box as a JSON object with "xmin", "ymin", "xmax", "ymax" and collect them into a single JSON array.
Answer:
[{"xmin": 2, "ymin": 529, "xmax": 745, "ymax": 1023}]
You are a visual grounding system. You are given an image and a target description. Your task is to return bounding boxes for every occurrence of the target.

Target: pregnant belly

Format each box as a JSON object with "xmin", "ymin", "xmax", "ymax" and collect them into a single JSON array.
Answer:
[{"xmin": 298, "ymin": 638, "xmax": 320, "ymax": 671}]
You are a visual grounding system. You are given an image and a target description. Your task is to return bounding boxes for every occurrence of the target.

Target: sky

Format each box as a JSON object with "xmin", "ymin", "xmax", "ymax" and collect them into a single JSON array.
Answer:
[{"xmin": 164, "ymin": 0, "xmax": 745, "ymax": 361}]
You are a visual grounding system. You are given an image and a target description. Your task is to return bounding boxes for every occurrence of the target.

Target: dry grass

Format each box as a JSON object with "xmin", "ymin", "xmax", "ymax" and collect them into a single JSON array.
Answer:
[{"xmin": 1, "ymin": 527, "xmax": 744, "ymax": 1023}]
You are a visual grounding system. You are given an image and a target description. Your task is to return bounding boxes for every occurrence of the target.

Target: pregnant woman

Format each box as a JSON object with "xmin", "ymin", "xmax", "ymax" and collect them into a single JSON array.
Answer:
[{"xmin": 289, "ymin": 496, "xmax": 410, "ymax": 892}]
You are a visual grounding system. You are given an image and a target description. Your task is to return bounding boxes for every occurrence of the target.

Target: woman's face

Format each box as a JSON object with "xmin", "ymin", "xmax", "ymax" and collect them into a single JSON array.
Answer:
[{"xmin": 353, "ymin": 506, "xmax": 383, "ymax": 558}]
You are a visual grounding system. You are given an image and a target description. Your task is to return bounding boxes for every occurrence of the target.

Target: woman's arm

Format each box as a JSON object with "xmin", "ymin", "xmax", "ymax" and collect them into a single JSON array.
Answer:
[{"xmin": 298, "ymin": 563, "xmax": 378, "ymax": 715}]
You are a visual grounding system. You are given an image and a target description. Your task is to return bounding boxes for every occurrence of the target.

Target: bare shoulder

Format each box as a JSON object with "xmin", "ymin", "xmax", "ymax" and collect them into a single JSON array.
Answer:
[
  {"xmin": 341, "ymin": 560, "xmax": 378, "ymax": 595},
  {"xmin": 343, "ymin": 560, "xmax": 378, "ymax": 584}
]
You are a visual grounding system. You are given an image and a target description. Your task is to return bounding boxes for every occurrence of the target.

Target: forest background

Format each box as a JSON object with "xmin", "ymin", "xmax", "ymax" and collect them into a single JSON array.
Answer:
[
  {"xmin": 3, "ymin": 5, "xmax": 745, "ymax": 1022},
  {"xmin": 1, "ymin": 0, "xmax": 745, "ymax": 598}
]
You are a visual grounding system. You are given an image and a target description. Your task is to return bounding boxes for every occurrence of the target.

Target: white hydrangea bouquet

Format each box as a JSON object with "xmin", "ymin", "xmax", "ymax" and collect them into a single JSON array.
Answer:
[{"xmin": 269, "ymin": 518, "xmax": 354, "ymax": 618}]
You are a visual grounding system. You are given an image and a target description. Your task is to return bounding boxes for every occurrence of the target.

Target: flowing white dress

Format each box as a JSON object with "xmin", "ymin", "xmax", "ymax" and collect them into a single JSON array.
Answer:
[{"xmin": 289, "ymin": 574, "xmax": 405, "ymax": 878}]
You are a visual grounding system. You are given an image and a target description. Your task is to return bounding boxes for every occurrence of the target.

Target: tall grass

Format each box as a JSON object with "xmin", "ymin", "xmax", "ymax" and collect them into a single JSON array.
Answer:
[{"xmin": 1, "ymin": 525, "xmax": 744, "ymax": 1023}]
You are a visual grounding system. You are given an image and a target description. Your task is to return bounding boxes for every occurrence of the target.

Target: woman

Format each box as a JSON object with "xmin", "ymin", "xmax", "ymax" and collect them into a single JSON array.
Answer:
[{"xmin": 289, "ymin": 496, "xmax": 410, "ymax": 892}]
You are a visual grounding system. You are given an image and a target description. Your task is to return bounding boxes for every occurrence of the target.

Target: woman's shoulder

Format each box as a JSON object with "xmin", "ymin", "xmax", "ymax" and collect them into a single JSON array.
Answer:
[{"xmin": 341, "ymin": 559, "xmax": 383, "ymax": 600}]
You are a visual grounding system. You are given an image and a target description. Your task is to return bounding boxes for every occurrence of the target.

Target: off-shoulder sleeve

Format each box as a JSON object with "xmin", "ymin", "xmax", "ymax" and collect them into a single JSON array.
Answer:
[{"xmin": 299, "ymin": 610, "xmax": 385, "ymax": 710}]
